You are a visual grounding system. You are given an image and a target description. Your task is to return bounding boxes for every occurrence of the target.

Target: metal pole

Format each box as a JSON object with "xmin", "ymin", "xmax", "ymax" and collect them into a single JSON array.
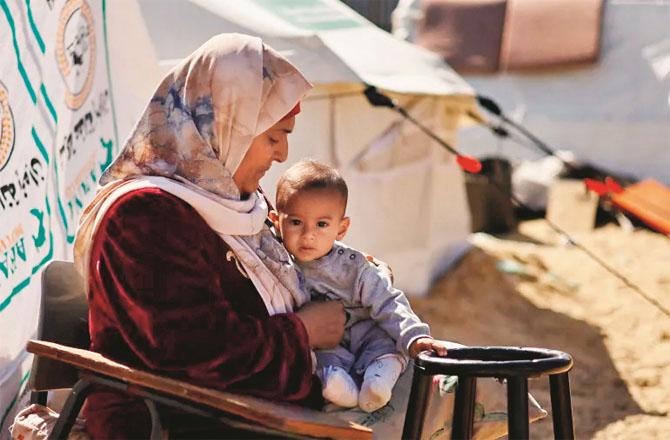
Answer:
[
  {"xmin": 451, "ymin": 376, "xmax": 477, "ymax": 440},
  {"xmin": 550, "ymin": 373, "xmax": 575, "ymax": 440},
  {"xmin": 507, "ymin": 376, "xmax": 529, "ymax": 439},
  {"xmin": 402, "ymin": 365, "xmax": 432, "ymax": 440}
]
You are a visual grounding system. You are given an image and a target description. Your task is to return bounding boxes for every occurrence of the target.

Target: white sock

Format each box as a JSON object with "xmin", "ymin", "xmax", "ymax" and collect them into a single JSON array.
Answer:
[
  {"xmin": 358, "ymin": 355, "xmax": 404, "ymax": 413},
  {"xmin": 321, "ymin": 366, "xmax": 359, "ymax": 408}
]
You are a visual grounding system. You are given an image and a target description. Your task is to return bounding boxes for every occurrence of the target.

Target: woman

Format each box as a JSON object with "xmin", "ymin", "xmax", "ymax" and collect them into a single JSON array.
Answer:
[{"xmin": 73, "ymin": 34, "xmax": 345, "ymax": 438}]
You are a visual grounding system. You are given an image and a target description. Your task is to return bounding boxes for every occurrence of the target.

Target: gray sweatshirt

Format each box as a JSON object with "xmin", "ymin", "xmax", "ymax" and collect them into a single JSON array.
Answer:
[{"xmin": 297, "ymin": 241, "xmax": 431, "ymax": 356}]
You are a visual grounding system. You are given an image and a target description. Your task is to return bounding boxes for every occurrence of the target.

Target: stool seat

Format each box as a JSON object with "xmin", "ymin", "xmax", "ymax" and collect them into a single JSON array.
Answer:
[
  {"xmin": 416, "ymin": 346, "xmax": 573, "ymax": 377},
  {"xmin": 403, "ymin": 346, "xmax": 575, "ymax": 440}
]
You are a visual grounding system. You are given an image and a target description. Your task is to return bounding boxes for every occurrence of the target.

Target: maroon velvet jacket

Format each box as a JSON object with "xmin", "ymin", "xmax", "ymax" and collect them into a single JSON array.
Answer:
[{"xmin": 84, "ymin": 188, "xmax": 322, "ymax": 439}]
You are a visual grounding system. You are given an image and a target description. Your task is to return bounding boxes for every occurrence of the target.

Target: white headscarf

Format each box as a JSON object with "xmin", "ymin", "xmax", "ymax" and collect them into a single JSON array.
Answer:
[{"xmin": 73, "ymin": 34, "xmax": 312, "ymax": 315}]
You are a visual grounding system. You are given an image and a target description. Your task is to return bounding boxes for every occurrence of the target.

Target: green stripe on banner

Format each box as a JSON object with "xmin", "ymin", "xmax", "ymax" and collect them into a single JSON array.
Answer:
[
  {"xmin": 56, "ymin": 197, "xmax": 74, "ymax": 243},
  {"xmin": 25, "ymin": 0, "xmax": 45, "ymax": 54},
  {"xmin": 102, "ymin": 0, "xmax": 120, "ymax": 149},
  {"xmin": 0, "ymin": 370, "xmax": 31, "ymax": 433},
  {"xmin": 0, "ymin": 172, "xmax": 54, "ymax": 311},
  {"xmin": 0, "ymin": 0, "xmax": 37, "ymax": 104},
  {"xmin": 40, "ymin": 83, "xmax": 58, "ymax": 124},
  {"xmin": 31, "ymin": 199, "xmax": 54, "ymax": 275},
  {"xmin": 0, "ymin": 217, "xmax": 53, "ymax": 311},
  {"xmin": 99, "ymin": 137, "xmax": 113, "ymax": 171},
  {"xmin": 0, "ymin": 276, "xmax": 29, "ymax": 312},
  {"xmin": 31, "ymin": 126, "xmax": 49, "ymax": 164}
]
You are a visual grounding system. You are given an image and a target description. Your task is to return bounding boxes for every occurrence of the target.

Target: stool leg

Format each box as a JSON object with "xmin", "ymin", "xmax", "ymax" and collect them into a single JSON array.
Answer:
[
  {"xmin": 402, "ymin": 366, "xmax": 432, "ymax": 440},
  {"xmin": 550, "ymin": 373, "xmax": 574, "ymax": 440},
  {"xmin": 507, "ymin": 376, "xmax": 529, "ymax": 440},
  {"xmin": 451, "ymin": 376, "xmax": 476, "ymax": 440}
]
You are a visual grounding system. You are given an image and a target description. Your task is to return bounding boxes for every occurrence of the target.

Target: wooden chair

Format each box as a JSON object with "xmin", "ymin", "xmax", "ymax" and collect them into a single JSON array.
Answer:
[{"xmin": 26, "ymin": 261, "xmax": 371, "ymax": 439}]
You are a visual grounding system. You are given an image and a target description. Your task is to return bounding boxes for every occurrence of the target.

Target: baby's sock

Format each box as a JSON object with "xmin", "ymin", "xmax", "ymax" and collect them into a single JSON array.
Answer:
[
  {"xmin": 358, "ymin": 355, "xmax": 404, "ymax": 413},
  {"xmin": 321, "ymin": 366, "xmax": 359, "ymax": 408}
]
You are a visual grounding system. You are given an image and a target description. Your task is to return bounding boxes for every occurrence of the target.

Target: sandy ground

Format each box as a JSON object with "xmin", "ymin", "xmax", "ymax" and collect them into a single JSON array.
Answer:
[{"xmin": 410, "ymin": 220, "xmax": 670, "ymax": 439}]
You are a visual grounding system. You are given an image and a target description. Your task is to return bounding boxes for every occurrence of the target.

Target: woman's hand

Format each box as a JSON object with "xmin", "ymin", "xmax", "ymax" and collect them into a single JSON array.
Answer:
[
  {"xmin": 409, "ymin": 337, "xmax": 450, "ymax": 358},
  {"xmin": 296, "ymin": 301, "xmax": 346, "ymax": 349}
]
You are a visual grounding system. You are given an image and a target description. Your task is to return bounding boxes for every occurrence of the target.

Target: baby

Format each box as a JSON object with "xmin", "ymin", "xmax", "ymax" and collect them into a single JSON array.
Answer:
[{"xmin": 270, "ymin": 159, "xmax": 448, "ymax": 412}]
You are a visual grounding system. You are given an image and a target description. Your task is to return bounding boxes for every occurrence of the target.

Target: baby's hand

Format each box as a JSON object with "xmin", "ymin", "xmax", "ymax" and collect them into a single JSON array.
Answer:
[{"xmin": 409, "ymin": 337, "xmax": 449, "ymax": 358}]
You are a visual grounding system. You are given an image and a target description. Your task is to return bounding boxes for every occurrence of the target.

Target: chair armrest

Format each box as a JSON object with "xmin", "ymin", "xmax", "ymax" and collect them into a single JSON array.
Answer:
[{"xmin": 26, "ymin": 340, "xmax": 372, "ymax": 440}]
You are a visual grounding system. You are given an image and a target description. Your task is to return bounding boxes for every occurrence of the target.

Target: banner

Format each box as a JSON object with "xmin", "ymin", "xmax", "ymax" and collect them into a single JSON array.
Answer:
[{"xmin": 0, "ymin": 0, "xmax": 118, "ymax": 434}]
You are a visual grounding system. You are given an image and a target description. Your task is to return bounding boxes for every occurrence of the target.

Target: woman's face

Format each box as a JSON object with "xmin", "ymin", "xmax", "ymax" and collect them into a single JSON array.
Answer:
[{"xmin": 233, "ymin": 116, "xmax": 295, "ymax": 196}]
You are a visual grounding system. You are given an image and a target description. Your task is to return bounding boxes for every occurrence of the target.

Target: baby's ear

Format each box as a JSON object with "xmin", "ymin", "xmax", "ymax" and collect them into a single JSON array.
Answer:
[
  {"xmin": 269, "ymin": 210, "xmax": 280, "ymax": 230},
  {"xmin": 336, "ymin": 217, "xmax": 350, "ymax": 240}
]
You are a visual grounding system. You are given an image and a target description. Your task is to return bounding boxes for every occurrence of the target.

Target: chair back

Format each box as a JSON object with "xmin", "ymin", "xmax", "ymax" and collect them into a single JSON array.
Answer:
[{"xmin": 30, "ymin": 260, "xmax": 89, "ymax": 391}]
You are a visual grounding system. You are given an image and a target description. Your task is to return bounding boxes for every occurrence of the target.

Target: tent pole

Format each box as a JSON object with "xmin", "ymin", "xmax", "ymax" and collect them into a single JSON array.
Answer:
[{"xmin": 329, "ymin": 96, "xmax": 340, "ymax": 167}]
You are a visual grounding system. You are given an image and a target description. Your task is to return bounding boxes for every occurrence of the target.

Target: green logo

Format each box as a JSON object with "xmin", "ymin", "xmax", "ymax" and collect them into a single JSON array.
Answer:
[{"xmin": 253, "ymin": 0, "xmax": 362, "ymax": 31}]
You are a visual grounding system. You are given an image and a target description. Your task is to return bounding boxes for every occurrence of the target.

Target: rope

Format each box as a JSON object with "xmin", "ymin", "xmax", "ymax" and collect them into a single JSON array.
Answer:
[{"xmin": 367, "ymin": 90, "xmax": 670, "ymax": 320}]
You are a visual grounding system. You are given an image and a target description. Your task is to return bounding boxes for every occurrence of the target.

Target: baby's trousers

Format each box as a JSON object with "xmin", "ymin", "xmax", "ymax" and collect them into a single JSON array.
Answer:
[{"xmin": 315, "ymin": 319, "xmax": 403, "ymax": 378}]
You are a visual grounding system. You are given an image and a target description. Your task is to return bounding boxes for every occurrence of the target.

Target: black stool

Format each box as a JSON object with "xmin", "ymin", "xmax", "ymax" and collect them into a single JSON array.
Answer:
[{"xmin": 402, "ymin": 346, "xmax": 574, "ymax": 440}]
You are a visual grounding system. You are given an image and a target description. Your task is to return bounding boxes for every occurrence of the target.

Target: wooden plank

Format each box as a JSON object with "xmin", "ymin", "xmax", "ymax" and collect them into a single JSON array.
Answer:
[
  {"xmin": 611, "ymin": 179, "xmax": 670, "ymax": 235},
  {"xmin": 27, "ymin": 340, "xmax": 372, "ymax": 440}
]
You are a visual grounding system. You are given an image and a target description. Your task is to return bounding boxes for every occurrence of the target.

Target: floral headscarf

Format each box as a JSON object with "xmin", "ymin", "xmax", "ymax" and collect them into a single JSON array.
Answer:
[
  {"xmin": 100, "ymin": 33, "xmax": 310, "ymax": 198},
  {"xmin": 74, "ymin": 34, "xmax": 313, "ymax": 314}
]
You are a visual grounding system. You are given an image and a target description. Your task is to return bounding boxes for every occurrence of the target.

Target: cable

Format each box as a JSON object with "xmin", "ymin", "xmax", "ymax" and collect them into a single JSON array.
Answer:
[
  {"xmin": 466, "ymin": 110, "xmax": 547, "ymax": 157},
  {"xmin": 363, "ymin": 86, "xmax": 670, "ymax": 320},
  {"xmin": 474, "ymin": 96, "xmax": 647, "ymax": 231},
  {"xmin": 510, "ymin": 193, "xmax": 670, "ymax": 318},
  {"xmin": 477, "ymin": 95, "xmax": 560, "ymax": 159},
  {"xmin": 475, "ymin": 95, "xmax": 629, "ymax": 181}
]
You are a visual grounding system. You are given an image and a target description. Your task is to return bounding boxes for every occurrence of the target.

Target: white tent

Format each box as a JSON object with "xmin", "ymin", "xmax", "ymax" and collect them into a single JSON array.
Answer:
[
  {"xmin": 132, "ymin": 0, "xmax": 478, "ymax": 295},
  {"xmin": 395, "ymin": 0, "xmax": 670, "ymax": 185}
]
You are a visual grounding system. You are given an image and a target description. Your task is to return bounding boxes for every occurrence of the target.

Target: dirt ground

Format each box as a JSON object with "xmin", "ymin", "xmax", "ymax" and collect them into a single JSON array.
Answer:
[{"xmin": 410, "ymin": 220, "xmax": 670, "ymax": 439}]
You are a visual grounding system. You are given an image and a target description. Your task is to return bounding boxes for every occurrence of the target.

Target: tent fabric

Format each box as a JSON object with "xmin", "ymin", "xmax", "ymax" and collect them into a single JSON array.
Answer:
[
  {"xmin": 137, "ymin": 0, "xmax": 476, "ymax": 296},
  {"xmin": 143, "ymin": 0, "xmax": 475, "ymax": 98},
  {"xmin": 396, "ymin": 1, "xmax": 670, "ymax": 185},
  {"xmin": 457, "ymin": 3, "xmax": 670, "ymax": 186}
]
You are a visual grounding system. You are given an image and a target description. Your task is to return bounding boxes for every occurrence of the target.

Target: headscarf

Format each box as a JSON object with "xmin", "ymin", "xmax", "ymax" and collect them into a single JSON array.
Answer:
[{"xmin": 73, "ymin": 33, "xmax": 312, "ymax": 314}]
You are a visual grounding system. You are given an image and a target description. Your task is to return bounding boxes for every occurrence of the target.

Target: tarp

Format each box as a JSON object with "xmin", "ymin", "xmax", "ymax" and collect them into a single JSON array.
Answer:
[
  {"xmin": 395, "ymin": 0, "xmax": 670, "ymax": 185},
  {"xmin": 141, "ymin": 0, "xmax": 474, "ymax": 98},
  {"xmin": 138, "ymin": 0, "xmax": 476, "ymax": 297}
]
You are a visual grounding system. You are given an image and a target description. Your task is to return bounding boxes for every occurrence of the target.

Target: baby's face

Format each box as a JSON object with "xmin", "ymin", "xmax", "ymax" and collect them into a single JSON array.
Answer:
[{"xmin": 275, "ymin": 189, "xmax": 349, "ymax": 263}]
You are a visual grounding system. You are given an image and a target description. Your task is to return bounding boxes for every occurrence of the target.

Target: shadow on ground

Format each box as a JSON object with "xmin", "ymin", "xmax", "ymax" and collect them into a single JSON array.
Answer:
[{"xmin": 411, "ymin": 248, "xmax": 642, "ymax": 439}]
